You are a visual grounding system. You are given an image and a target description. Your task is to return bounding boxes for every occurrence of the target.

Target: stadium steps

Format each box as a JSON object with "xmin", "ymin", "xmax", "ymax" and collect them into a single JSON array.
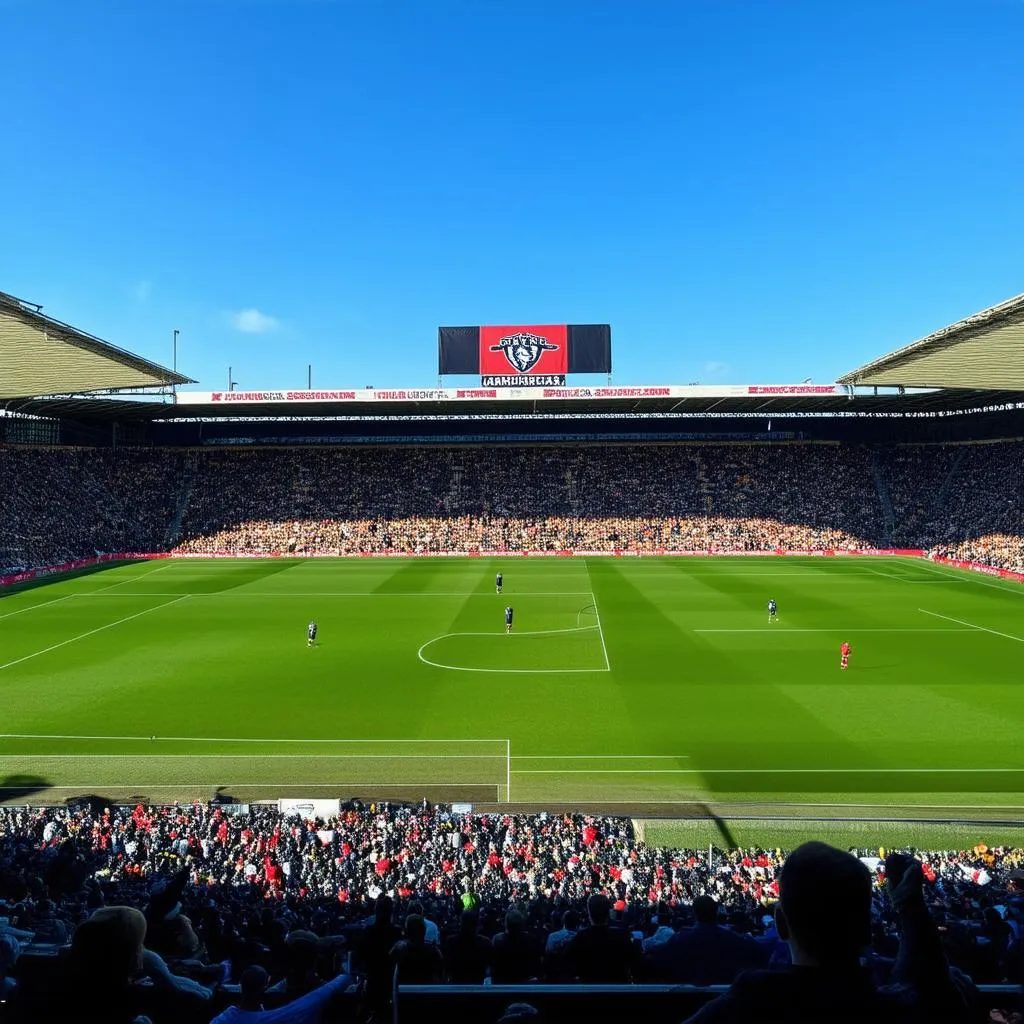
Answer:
[
  {"xmin": 869, "ymin": 449, "xmax": 896, "ymax": 541},
  {"xmin": 164, "ymin": 454, "xmax": 199, "ymax": 547},
  {"xmin": 932, "ymin": 446, "xmax": 968, "ymax": 513}
]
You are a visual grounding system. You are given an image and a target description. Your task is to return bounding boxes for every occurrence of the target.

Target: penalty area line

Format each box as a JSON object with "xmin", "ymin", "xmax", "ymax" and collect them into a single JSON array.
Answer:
[
  {"xmin": 0, "ymin": 596, "xmax": 191, "ymax": 671},
  {"xmin": 918, "ymin": 608, "xmax": 1024, "ymax": 643},
  {"xmin": 0, "ymin": 733, "xmax": 509, "ymax": 744}
]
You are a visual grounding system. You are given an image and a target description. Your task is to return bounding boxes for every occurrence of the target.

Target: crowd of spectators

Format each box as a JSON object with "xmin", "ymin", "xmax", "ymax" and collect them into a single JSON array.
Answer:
[
  {"xmin": 1, "ymin": 440, "xmax": 1021, "ymax": 574},
  {"xmin": 1, "ymin": 801, "xmax": 1022, "ymax": 1022},
  {"xmin": 0, "ymin": 447, "xmax": 183, "ymax": 574}
]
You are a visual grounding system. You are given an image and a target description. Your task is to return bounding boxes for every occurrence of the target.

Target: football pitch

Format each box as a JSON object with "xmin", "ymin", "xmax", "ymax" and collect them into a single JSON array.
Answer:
[{"xmin": 1, "ymin": 555, "xmax": 1023, "ymax": 825}]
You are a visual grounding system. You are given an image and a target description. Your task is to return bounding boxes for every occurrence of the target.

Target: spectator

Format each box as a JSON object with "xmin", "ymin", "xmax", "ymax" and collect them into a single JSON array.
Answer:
[
  {"xmin": 389, "ymin": 914, "xmax": 444, "ymax": 985},
  {"xmin": 682, "ymin": 843, "xmax": 970, "ymax": 1023},
  {"xmin": 647, "ymin": 894, "xmax": 761, "ymax": 984},
  {"xmin": 490, "ymin": 908, "xmax": 543, "ymax": 984},
  {"xmin": 562, "ymin": 894, "xmax": 640, "ymax": 984},
  {"xmin": 443, "ymin": 910, "xmax": 492, "ymax": 984},
  {"xmin": 544, "ymin": 909, "xmax": 580, "ymax": 956}
]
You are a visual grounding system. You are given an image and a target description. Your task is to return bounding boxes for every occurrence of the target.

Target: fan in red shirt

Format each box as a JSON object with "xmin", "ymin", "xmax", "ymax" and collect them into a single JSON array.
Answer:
[{"xmin": 840, "ymin": 641, "xmax": 851, "ymax": 670}]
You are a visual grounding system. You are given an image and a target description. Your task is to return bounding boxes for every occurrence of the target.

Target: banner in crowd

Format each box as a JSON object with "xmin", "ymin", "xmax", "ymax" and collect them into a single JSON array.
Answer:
[
  {"xmin": 278, "ymin": 798, "xmax": 341, "ymax": 818},
  {"xmin": 175, "ymin": 382, "xmax": 842, "ymax": 406},
  {"xmin": 438, "ymin": 324, "xmax": 611, "ymax": 381}
]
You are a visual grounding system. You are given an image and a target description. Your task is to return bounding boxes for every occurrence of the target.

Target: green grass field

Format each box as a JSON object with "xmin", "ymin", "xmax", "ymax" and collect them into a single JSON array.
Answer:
[{"xmin": 2, "ymin": 555, "xmax": 1023, "ymax": 838}]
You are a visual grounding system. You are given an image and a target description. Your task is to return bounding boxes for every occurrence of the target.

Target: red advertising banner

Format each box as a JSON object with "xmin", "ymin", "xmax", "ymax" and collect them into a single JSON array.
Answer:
[
  {"xmin": 479, "ymin": 325, "xmax": 568, "ymax": 376},
  {"xmin": 929, "ymin": 556, "xmax": 1024, "ymax": 583},
  {"xmin": 0, "ymin": 552, "xmax": 168, "ymax": 587}
]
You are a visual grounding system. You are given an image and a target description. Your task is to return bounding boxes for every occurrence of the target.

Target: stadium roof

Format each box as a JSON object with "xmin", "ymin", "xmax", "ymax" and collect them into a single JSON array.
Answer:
[
  {"xmin": 0, "ymin": 290, "xmax": 193, "ymax": 399},
  {"xmin": 838, "ymin": 292, "xmax": 1024, "ymax": 389},
  {"xmin": 8, "ymin": 383, "xmax": 1024, "ymax": 423}
]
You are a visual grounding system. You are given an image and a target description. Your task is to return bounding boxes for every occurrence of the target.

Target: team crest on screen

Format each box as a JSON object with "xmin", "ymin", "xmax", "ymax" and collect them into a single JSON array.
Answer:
[{"xmin": 489, "ymin": 332, "xmax": 559, "ymax": 373}]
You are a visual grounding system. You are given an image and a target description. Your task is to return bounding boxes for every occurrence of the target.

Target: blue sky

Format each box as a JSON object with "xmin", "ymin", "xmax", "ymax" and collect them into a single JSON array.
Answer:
[{"xmin": 1, "ymin": 0, "xmax": 1022, "ymax": 390}]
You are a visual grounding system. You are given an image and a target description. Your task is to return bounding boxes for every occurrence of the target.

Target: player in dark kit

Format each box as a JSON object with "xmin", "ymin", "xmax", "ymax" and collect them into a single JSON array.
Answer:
[
  {"xmin": 496, "ymin": 572, "xmax": 503, "ymax": 594},
  {"xmin": 307, "ymin": 621, "xmax": 318, "ymax": 648},
  {"xmin": 840, "ymin": 641, "xmax": 851, "ymax": 670},
  {"xmin": 768, "ymin": 599, "xmax": 778, "ymax": 623},
  {"xmin": 505, "ymin": 606, "xmax": 514, "ymax": 634}
]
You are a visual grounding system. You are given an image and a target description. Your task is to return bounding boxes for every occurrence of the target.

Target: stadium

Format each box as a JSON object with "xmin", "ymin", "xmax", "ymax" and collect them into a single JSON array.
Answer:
[{"xmin": 1, "ymin": 286, "xmax": 1023, "ymax": 1020}]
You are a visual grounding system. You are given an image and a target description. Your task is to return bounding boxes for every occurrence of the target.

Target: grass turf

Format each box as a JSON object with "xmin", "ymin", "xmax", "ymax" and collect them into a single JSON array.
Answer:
[{"xmin": 1, "ymin": 555, "xmax": 1023, "ymax": 840}]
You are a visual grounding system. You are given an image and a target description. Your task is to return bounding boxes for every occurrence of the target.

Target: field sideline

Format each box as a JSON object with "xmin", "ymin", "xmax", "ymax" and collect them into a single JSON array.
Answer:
[{"xmin": 1, "ymin": 555, "xmax": 1023, "ymax": 836}]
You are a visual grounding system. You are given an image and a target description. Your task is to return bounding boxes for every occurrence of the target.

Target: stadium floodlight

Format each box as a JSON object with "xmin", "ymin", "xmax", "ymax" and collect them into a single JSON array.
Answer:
[{"xmin": 173, "ymin": 329, "xmax": 179, "ymax": 372}]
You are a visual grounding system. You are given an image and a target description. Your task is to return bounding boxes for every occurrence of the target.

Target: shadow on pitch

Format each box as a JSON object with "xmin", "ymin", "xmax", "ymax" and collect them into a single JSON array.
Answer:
[
  {"xmin": 695, "ymin": 802, "xmax": 738, "ymax": 849},
  {"xmin": 0, "ymin": 774, "xmax": 53, "ymax": 804}
]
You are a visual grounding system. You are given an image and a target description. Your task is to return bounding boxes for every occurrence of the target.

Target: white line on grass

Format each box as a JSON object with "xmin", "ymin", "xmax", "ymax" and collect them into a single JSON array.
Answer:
[
  {"xmin": 0, "ymin": 596, "xmax": 190, "ymax": 671},
  {"xmin": 93, "ymin": 562, "xmax": 176, "ymax": 592},
  {"xmin": 513, "ymin": 767, "xmax": 1024, "ymax": 774},
  {"xmin": 918, "ymin": 608, "xmax": 1024, "ymax": 643},
  {"xmin": 860, "ymin": 566, "xmax": 910, "ymax": 582},
  {"xmin": 417, "ymin": 626, "xmax": 609, "ymax": 674},
  {"xmin": 0, "ymin": 594, "xmax": 77, "ymax": 621},
  {"xmin": 73, "ymin": 591, "xmax": 597, "ymax": 598},
  {"xmin": 693, "ymin": 628, "xmax": 970, "ymax": 633},
  {"xmin": 583, "ymin": 562, "xmax": 612, "ymax": 670},
  {"xmin": 5, "ymin": 754, "xmax": 507, "ymax": 760},
  {"xmin": 906, "ymin": 558, "xmax": 1024, "ymax": 595},
  {"xmin": 0, "ymin": 782, "xmax": 503, "ymax": 790},
  {"xmin": 0, "ymin": 733, "xmax": 508, "ymax": 744},
  {"xmin": 0, "ymin": 752, "xmax": 692, "ymax": 760}
]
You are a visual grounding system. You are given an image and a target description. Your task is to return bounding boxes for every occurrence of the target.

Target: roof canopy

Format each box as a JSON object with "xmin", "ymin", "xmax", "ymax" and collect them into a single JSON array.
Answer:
[
  {"xmin": 0, "ymin": 290, "xmax": 192, "ymax": 399},
  {"xmin": 839, "ymin": 292, "xmax": 1024, "ymax": 389},
  {"xmin": 9, "ymin": 383, "xmax": 1024, "ymax": 423}
]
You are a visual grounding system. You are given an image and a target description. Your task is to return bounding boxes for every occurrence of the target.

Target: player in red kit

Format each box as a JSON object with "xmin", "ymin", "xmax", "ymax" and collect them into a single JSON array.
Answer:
[{"xmin": 840, "ymin": 641, "xmax": 851, "ymax": 670}]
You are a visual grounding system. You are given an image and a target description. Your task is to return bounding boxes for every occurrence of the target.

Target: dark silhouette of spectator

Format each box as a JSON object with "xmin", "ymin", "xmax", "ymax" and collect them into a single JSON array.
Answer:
[
  {"xmin": 390, "ymin": 914, "xmax": 444, "ymax": 984},
  {"xmin": 239, "ymin": 964, "xmax": 268, "ymax": 1010},
  {"xmin": 562, "ymin": 893, "xmax": 640, "ymax": 983},
  {"xmin": 682, "ymin": 843, "xmax": 970, "ymax": 1023},
  {"xmin": 442, "ymin": 909, "xmax": 492, "ymax": 984},
  {"xmin": 490, "ymin": 908, "xmax": 544, "ymax": 984},
  {"xmin": 647, "ymin": 894, "xmax": 761, "ymax": 984},
  {"xmin": 354, "ymin": 894, "xmax": 402, "ymax": 1012}
]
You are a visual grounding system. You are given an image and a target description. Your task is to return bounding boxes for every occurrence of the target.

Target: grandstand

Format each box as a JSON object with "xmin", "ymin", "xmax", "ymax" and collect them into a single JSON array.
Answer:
[{"xmin": 1, "ymin": 290, "xmax": 1023, "ymax": 1021}]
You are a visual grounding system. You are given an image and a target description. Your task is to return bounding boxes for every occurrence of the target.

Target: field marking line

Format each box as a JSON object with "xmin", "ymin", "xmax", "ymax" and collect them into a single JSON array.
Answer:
[
  {"xmin": 0, "ymin": 783, "xmax": 504, "ymax": 790},
  {"xmin": 0, "ymin": 594, "xmax": 77, "ymax": 622},
  {"xmin": 583, "ymin": 561, "xmax": 612, "ymax": 671},
  {"xmin": 693, "ymin": 628, "xmax": 970, "ymax": 633},
  {"xmin": 860, "ymin": 566, "xmax": 909, "ymax": 582},
  {"xmin": 0, "ymin": 596, "xmax": 190, "ymax": 671},
  {"xmin": 513, "ymin": 767, "xmax": 1024, "ymax": 774},
  {"xmin": 918, "ymin": 608, "xmax": 1024, "ymax": 644},
  {"xmin": 0, "ymin": 733, "xmax": 508, "ymax": 744},
  {"xmin": 0, "ymin": 752, "xmax": 692, "ymax": 760},
  {"xmin": 7, "ymin": 754, "xmax": 512, "ymax": 760},
  {"xmin": 906, "ymin": 558, "xmax": 1024, "ymax": 595},
  {"xmin": 514, "ymin": 754, "xmax": 691, "ymax": 760},
  {"xmin": 417, "ymin": 625, "xmax": 609, "ymax": 674},
  {"xmin": 92, "ymin": 562, "xmax": 177, "ymax": 593},
  {"xmin": 70, "ymin": 591, "xmax": 598, "ymax": 598}
]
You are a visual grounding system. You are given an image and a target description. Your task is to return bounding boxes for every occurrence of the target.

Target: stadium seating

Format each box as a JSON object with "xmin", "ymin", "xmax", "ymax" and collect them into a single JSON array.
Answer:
[
  {"xmin": 3, "ymin": 441, "xmax": 1021, "ymax": 573},
  {"xmin": 1, "ymin": 803, "xmax": 1022, "ymax": 1022}
]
